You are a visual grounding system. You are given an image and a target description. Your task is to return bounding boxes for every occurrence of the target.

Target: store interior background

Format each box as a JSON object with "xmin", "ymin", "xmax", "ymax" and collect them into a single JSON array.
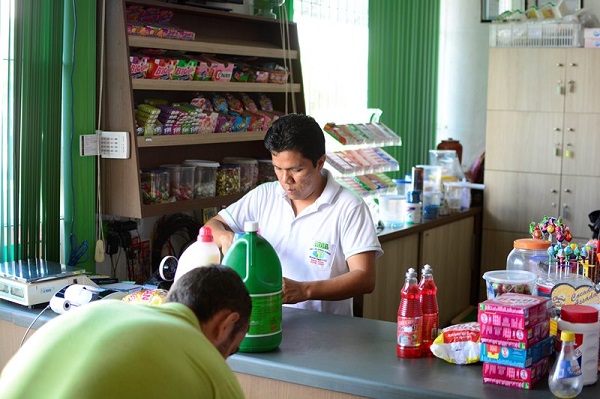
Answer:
[{"xmin": 97, "ymin": 0, "xmax": 600, "ymax": 280}]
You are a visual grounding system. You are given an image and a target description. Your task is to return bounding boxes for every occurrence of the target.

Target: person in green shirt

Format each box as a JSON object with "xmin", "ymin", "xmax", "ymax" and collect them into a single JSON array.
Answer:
[{"xmin": 0, "ymin": 265, "xmax": 251, "ymax": 399}]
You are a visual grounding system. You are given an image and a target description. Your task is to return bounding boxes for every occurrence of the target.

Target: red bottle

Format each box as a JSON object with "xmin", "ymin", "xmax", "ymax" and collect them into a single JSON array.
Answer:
[
  {"xmin": 419, "ymin": 264, "xmax": 439, "ymax": 357},
  {"xmin": 397, "ymin": 268, "xmax": 423, "ymax": 358}
]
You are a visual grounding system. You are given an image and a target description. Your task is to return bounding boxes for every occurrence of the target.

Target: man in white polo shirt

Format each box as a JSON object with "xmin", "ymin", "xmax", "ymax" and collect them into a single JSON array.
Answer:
[{"xmin": 206, "ymin": 114, "xmax": 383, "ymax": 316}]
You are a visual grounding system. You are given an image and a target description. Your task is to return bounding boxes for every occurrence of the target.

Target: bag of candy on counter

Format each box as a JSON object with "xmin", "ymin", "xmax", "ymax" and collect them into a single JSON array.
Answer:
[
  {"xmin": 430, "ymin": 322, "xmax": 480, "ymax": 365},
  {"xmin": 122, "ymin": 289, "xmax": 168, "ymax": 306}
]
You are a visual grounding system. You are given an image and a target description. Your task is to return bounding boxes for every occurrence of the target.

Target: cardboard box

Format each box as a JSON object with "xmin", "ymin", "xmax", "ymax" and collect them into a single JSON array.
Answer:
[
  {"xmin": 584, "ymin": 28, "xmax": 600, "ymax": 39},
  {"xmin": 480, "ymin": 319, "xmax": 550, "ymax": 349},
  {"xmin": 479, "ymin": 293, "xmax": 551, "ymax": 327},
  {"xmin": 585, "ymin": 39, "xmax": 600, "ymax": 48},
  {"xmin": 483, "ymin": 357, "xmax": 549, "ymax": 390},
  {"xmin": 480, "ymin": 335, "xmax": 554, "ymax": 368}
]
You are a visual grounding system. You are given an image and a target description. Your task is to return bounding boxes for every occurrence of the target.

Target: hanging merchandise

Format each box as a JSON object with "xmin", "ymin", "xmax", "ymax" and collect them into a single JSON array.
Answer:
[
  {"xmin": 397, "ymin": 268, "xmax": 423, "ymax": 358},
  {"xmin": 223, "ymin": 221, "xmax": 282, "ymax": 352}
]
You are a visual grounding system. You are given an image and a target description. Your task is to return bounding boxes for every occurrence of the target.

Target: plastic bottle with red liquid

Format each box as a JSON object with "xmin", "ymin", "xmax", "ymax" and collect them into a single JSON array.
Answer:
[
  {"xmin": 397, "ymin": 267, "xmax": 423, "ymax": 358},
  {"xmin": 419, "ymin": 264, "xmax": 439, "ymax": 357}
]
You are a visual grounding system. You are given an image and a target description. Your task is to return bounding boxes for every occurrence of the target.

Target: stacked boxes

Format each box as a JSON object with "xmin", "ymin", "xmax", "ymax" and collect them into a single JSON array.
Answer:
[{"xmin": 478, "ymin": 293, "xmax": 553, "ymax": 390}]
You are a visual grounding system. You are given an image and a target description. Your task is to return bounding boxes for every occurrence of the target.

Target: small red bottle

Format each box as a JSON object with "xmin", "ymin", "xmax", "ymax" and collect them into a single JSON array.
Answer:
[
  {"xmin": 419, "ymin": 264, "xmax": 439, "ymax": 357},
  {"xmin": 397, "ymin": 267, "xmax": 423, "ymax": 358}
]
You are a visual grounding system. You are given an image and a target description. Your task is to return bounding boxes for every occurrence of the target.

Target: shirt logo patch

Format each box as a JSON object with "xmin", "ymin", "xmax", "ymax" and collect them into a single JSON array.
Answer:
[{"xmin": 308, "ymin": 240, "xmax": 334, "ymax": 271}]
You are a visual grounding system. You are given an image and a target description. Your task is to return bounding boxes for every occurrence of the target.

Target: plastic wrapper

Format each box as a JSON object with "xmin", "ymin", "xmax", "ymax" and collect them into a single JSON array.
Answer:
[
  {"xmin": 430, "ymin": 322, "xmax": 480, "ymax": 365},
  {"xmin": 122, "ymin": 288, "xmax": 168, "ymax": 305}
]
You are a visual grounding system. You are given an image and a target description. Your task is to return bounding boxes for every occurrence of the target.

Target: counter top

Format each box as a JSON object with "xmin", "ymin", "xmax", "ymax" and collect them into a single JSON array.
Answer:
[
  {"xmin": 4, "ymin": 279, "xmax": 598, "ymax": 399},
  {"xmin": 376, "ymin": 206, "xmax": 481, "ymax": 243},
  {"xmin": 229, "ymin": 306, "xmax": 600, "ymax": 399}
]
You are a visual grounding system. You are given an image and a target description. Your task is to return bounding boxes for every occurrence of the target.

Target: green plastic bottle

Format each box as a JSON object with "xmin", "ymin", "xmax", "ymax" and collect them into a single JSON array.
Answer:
[{"xmin": 223, "ymin": 221, "xmax": 282, "ymax": 352}]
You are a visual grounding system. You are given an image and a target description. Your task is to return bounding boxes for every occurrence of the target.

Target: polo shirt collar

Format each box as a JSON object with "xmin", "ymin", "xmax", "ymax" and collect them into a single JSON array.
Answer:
[{"xmin": 274, "ymin": 168, "xmax": 341, "ymax": 206}]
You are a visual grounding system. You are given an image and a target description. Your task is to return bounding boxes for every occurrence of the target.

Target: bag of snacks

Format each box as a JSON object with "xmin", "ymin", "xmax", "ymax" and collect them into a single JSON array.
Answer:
[
  {"xmin": 430, "ymin": 322, "xmax": 480, "ymax": 365},
  {"xmin": 122, "ymin": 289, "xmax": 168, "ymax": 305}
]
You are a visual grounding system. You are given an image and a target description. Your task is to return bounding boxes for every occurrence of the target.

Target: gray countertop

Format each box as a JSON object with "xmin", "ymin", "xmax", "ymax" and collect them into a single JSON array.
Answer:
[{"xmin": 2, "ymin": 296, "xmax": 599, "ymax": 398}]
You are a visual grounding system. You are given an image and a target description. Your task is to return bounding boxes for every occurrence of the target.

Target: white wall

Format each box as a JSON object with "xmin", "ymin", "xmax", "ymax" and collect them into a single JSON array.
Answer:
[{"xmin": 438, "ymin": 0, "xmax": 600, "ymax": 172}]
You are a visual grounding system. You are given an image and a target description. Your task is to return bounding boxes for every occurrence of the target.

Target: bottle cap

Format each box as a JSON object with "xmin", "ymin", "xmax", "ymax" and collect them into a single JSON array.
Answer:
[
  {"xmin": 406, "ymin": 268, "xmax": 417, "ymax": 279},
  {"xmin": 198, "ymin": 226, "xmax": 213, "ymax": 242},
  {"xmin": 513, "ymin": 238, "xmax": 552, "ymax": 250},
  {"xmin": 244, "ymin": 221, "xmax": 259, "ymax": 233},
  {"xmin": 407, "ymin": 191, "xmax": 421, "ymax": 203},
  {"xmin": 560, "ymin": 304, "xmax": 599, "ymax": 324},
  {"xmin": 560, "ymin": 330, "xmax": 575, "ymax": 342},
  {"xmin": 422, "ymin": 264, "xmax": 433, "ymax": 275}
]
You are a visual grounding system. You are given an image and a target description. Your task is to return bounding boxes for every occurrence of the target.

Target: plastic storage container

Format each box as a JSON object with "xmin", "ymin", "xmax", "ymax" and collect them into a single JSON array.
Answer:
[
  {"xmin": 216, "ymin": 164, "xmax": 241, "ymax": 195},
  {"xmin": 378, "ymin": 195, "xmax": 405, "ymax": 228},
  {"xmin": 222, "ymin": 157, "xmax": 258, "ymax": 193},
  {"xmin": 161, "ymin": 164, "xmax": 195, "ymax": 201},
  {"xmin": 482, "ymin": 270, "xmax": 537, "ymax": 299},
  {"xmin": 140, "ymin": 168, "xmax": 170, "ymax": 205},
  {"xmin": 506, "ymin": 238, "xmax": 552, "ymax": 278},
  {"xmin": 422, "ymin": 191, "xmax": 442, "ymax": 220},
  {"xmin": 222, "ymin": 221, "xmax": 282, "ymax": 352},
  {"xmin": 257, "ymin": 159, "xmax": 277, "ymax": 184},
  {"xmin": 416, "ymin": 165, "xmax": 442, "ymax": 192},
  {"xmin": 183, "ymin": 159, "xmax": 219, "ymax": 198}
]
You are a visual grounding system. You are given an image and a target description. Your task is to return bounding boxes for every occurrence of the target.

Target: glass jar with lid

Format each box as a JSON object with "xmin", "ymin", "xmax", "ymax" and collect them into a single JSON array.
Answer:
[{"xmin": 506, "ymin": 238, "xmax": 552, "ymax": 277}]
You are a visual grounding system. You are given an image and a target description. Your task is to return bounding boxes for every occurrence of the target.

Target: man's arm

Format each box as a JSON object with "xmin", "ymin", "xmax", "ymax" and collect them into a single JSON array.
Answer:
[
  {"xmin": 282, "ymin": 251, "xmax": 377, "ymax": 304},
  {"xmin": 204, "ymin": 215, "xmax": 236, "ymax": 255}
]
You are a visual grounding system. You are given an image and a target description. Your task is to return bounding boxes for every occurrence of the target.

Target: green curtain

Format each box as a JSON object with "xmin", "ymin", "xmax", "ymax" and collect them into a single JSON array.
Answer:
[
  {"xmin": 62, "ymin": 0, "xmax": 97, "ymax": 271},
  {"xmin": 11, "ymin": 0, "xmax": 64, "ymax": 261},
  {"xmin": 0, "ymin": 0, "xmax": 96, "ymax": 270},
  {"xmin": 368, "ymin": 0, "xmax": 440, "ymax": 179}
]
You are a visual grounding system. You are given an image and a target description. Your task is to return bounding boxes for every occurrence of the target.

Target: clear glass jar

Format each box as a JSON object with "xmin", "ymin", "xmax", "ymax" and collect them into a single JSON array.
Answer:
[{"xmin": 506, "ymin": 238, "xmax": 551, "ymax": 277}]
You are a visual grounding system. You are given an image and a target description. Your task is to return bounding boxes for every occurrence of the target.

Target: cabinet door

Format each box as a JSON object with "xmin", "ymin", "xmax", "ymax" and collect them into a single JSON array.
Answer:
[
  {"xmin": 560, "ymin": 174, "xmax": 600, "ymax": 238},
  {"xmin": 420, "ymin": 217, "xmax": 474, "ymax": 328},
  {"xmin": 487, "ymin": 48, "xmax": 566, "ymax": 112},
  {"xmin": 562, "ymin": 113, "xmax": 600, "ymax": 177},
  {"xmin": 565, "ymin": 49, "xmax": 600, "ymax": 113},
  {"xmin": 363, "ymin": 234, "xmax": 419, "ymax": 322},
  {"xmin": 486, "ymin": 110, "xmax": 563, "ymax": 174},
  {"xmin": 483, "ymin": 170, "xmax": 560, "ymax": 231}
]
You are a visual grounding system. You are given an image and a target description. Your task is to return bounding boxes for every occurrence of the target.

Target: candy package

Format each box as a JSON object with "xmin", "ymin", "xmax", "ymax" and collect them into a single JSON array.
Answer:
[
  {"xmin": 430, "ymin": 322, "xmax": 481, "ymax": 365},
  {"xmin": 122, "ymin": 289, "xmax": 168, "ymax": 305}
]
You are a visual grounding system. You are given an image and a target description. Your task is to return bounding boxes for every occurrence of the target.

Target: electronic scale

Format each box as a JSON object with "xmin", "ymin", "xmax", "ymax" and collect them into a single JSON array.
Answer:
[{"xmin": 0, "ymin": 259, "xmax": 96, "ymax": 308}]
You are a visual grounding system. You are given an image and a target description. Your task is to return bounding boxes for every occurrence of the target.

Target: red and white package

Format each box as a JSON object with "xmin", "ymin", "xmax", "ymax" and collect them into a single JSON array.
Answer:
[{"xmin": 430, "ymin": 322, "xmax": 481, "ymax": 365}]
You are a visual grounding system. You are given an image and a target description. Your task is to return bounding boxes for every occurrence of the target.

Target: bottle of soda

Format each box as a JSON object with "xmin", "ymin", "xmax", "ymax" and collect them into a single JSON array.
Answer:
[
  {"xmin": 397, "ymin": 267, "xmax": 423, "ymax": 358},
  {"xmin": 419, "ymin": 264, "xmax": 439, "ymax": 357}
]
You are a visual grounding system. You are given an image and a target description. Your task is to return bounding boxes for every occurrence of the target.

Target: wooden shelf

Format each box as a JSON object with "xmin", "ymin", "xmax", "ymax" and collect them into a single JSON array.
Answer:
[
  {"xmin": 137, "ymin": 131, "xmax": 266, "ymax": 148},
  {"xmin": 129, "ymin": 35, "xmax": 299, "ymax": 59},
  {"xmin": 141, "ymin": 193, "xmax": 246, "ymax": 218},
  {"xmin": 132, "ymin": 79, "xmax": 301, "ymax": 93}
]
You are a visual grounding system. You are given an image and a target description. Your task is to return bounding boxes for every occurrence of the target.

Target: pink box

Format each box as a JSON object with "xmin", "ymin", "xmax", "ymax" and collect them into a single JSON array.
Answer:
[
  {"xmin": 479, "ymin": 293, "xmax": 551, "ymax": 327},
  {"xmin": 480, "ymin": 319, "xmax": 550, "ymax": 349},
  {"xmin": 584, "ymin": 39, "xmax": 600, "ymax": 48},
  {"xmin": 483, "ymin": 357, "xmax": 549, "ymax": 390}
]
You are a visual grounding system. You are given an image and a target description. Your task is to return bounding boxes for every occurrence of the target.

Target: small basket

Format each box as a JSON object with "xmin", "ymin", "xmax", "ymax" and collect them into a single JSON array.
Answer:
[{"xmin": 489, "ymin": 21, "xmax": 583, "ymax": 48}]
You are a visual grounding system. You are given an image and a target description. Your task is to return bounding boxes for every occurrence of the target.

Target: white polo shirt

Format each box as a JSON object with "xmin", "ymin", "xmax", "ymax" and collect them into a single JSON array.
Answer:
[{"xmin": 219, "ymin": 169, "xmax": 383, "ymax": 316}]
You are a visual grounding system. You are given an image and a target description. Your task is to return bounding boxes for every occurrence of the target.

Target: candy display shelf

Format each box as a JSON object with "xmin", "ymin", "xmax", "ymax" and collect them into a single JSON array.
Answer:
[
  {"xmin": 100, "ymin": 0, "xmax": 305, "ymax": 219},
  {"xmin": 324, "ymin": 122, "xmax": 402, "ymax": 198}
]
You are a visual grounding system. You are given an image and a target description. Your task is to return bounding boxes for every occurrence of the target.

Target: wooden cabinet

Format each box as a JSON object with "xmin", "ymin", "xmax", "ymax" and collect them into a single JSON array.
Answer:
[
  {"xmin": 363, "ymin": 211, "xmax": 479, "ymax": 328},
  {"xmin": 483, "ymin": 48, "xmax": 600, "ymax": 294},
  {"xmin": 101, "ymin": 0, "xmax": 305, "ymax": 218}
]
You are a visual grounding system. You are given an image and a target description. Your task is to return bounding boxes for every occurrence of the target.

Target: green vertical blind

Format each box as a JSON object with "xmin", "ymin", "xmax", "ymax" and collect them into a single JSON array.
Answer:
[
  {"xmin": 368, "ymin": 0, "xmax": 440, "ymax": 178},
  {"xmin": 12, "ymin": 0, "xmax": 64, "ymax": 261},
  {"xmin": 0, "ymin": 0, "xmax": 96, "ymax": 269}
]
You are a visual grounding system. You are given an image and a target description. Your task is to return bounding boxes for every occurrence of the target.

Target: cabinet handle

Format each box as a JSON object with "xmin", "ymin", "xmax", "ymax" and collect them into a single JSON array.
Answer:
[
  {"xmin": 554, "ymin": 127, "xmax": 561, "ymax": 131},
  {"xmin": 568, "ymin": 80, "xmax": 575, "ymax": 93},
  {"xmin": 551, "ymin": 189, "xmax": 558, "ymax": 194},
  {"xmin": 567, "ymin": 127, "xmax": 574, "ymax": 132},
  {"xmin": 563, "ymin": 188, "xmax": 571, "ymax": 193},
  {"xmin": 557, "ymin": 80, "xmax": 565, "ymax": 95},
  {"xmin": 562, "ymin": 204, "xmax": 569, "ymax": 219},
  {"xmin": 556, "ymin": 63, "xmax": 564, "ymax": 67},
  {"xmin": 569, "ymin": 62, "xmax": 578, "ymax": 67}
]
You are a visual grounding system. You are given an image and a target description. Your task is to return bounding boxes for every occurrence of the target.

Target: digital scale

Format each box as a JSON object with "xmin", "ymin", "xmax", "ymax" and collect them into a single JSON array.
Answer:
[{"xmin": 0, "ymin": 259, "xmax": 96, "ymax": 308}]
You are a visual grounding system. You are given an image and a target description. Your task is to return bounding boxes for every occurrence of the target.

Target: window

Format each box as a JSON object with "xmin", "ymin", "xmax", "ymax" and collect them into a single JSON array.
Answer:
[{"xmin": 294, "ymin": 0, "xmax": 370, "ymax": 126}]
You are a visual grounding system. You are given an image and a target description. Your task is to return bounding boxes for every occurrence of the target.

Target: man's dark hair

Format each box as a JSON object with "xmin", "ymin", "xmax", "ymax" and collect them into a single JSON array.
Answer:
[
  {"xmin": 264, "ymin": 113, "xmax": 325, "ymax": 167},
  {"xmin": 166, "ymin": 265, "xmax": 251, "ymax": 333}
]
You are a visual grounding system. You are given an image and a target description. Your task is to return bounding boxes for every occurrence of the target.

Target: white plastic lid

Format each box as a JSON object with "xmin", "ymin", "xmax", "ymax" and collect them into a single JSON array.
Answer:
[
  {"xmin": 222, "ymin": 157, "xmax": 258, "ymax": 165},
  {"xmin": 183, "ymin": 159, "xmax": 220, "ymax": 168},
  {"xmin": 244, "ymin": 221, "xmax": 259, "ymax": 232},
  {"xmin": 482, "ymin": 270, "xmax": 536, "ymax": 284}
]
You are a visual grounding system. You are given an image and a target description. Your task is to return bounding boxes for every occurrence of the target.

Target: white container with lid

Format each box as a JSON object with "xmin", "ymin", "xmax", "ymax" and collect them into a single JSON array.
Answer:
[
  {"xmin": 183, "ymin": 159, "xmax": 219, "ymax": 198},
  {"xmin": 557, "ymin": 304, "xmax": 600, "ymax": 386},
  {"xmin": 378, "ymin": 195, "xmax": 405, "ymax": 228},
  {"xmin": 160, "ymin": 164, "xmax": 195, "ymax": 201}
]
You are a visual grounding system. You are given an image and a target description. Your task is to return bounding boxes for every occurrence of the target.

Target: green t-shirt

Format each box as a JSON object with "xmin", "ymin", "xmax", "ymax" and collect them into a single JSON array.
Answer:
[{"xmin": 0, "ymin": 300, "xmax": 245, "ymax": 399}]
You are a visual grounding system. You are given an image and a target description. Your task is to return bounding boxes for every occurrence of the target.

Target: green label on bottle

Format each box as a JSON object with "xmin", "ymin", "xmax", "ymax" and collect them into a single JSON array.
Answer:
[{"xmin": 247, "ymin": 290, "xmax": 282, "ymax": 337}]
